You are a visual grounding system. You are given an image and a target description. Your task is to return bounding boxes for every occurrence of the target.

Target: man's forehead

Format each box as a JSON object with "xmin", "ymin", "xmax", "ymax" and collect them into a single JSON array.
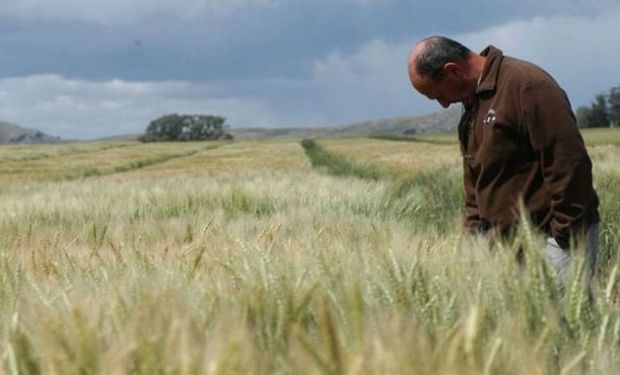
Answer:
[
  {"xmin": 411, "ymin": 73, "xmax": 435, "ymax": 95},
  {"xmin": 407, "ymin": 44, "xmax": 424, "ymax": 76},
  {"xmin": 409, "ymin": 41, "xmax": 427, "ymax": 62}
]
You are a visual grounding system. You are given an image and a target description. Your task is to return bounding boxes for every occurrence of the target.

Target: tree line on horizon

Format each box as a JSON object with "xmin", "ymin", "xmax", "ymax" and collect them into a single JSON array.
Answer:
[
  {"xmin": 576, "ymin": 86, "xmax": 620, "ymax": 128},
  {"xmin": 140, "ymin": 114, "xmax": 234, "ymax": 142}
]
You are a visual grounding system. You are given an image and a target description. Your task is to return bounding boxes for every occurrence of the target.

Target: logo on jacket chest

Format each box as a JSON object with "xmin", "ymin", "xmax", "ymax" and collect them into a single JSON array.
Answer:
[{"xmin": 482, "ymin": 109, "xmax": 496, "ymax": 126}]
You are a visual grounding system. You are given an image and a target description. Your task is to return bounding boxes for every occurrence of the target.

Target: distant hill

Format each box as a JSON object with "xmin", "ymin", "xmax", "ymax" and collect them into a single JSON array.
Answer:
[
  {"xmin": 229, "ymin": 107, "xmax": 461, "ymax": 140},
  {"xmin": 94, "ymin": 133, "xmax": 142, "ymax": 141},
  {"xmin": 0, "ymin": 120, "xmax": 62, "ymax": 144},
  {"xmin": 106, "ymin": 107, "xmax": 462, "ymax": 141}
]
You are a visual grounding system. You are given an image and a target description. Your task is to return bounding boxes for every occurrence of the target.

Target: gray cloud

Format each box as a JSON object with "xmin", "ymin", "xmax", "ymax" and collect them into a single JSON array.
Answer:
[
  {"xmin": 2, "ymin": 0, "xmax": 615, "ymax": 25},
  {"xmin": 0, "ymin": 0, "xmax": 281, "ymax": 25},
  {"xmin": 1, "ymin": 2, "xmax": 619, "ymax": 138},
  {"xmin": 6, "ymin": 0, "xmax": 611, "ymax": 82}
]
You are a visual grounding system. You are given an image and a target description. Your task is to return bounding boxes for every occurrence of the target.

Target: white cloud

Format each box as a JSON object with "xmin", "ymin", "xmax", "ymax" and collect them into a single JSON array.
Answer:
[
  {"xmin": 310, "ymin": 39, "xmax": 424, "ymax": 123},
  {"xmin": 456, "ymin": 9, "xmax": 620, "ymax": 106},
  {"xmin": 309, "ymin": 6, "xmax": 620, "ymax": 118},
  {"xmin": 0, "ymin": 0, "xmax": 280, "ymax": 25},
  {"xmin": 0, "ymin": 75, "xmax": 279, "ymax": 139}
]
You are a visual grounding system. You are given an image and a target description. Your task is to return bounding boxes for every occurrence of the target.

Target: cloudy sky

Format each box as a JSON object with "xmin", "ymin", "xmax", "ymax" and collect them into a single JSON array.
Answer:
[{"xmin": 0, "ymin": 0, "xmax": 618, "ymax": 139}]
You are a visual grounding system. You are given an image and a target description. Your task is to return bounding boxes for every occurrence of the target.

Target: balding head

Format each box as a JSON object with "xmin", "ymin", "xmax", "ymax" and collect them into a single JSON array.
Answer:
[
  {"xmin": 408, "ymin": 36, "xmax": 472, "ymax": 83},
  {"xmin": 407, "ymin": 36, "xmax": 484, "ymax": 108}
]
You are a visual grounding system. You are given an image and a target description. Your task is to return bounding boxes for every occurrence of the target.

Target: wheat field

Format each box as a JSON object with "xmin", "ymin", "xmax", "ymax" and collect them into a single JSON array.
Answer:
[{"xmin": 1, "ymin": 129, "xmax": 620, "ymax": 374}]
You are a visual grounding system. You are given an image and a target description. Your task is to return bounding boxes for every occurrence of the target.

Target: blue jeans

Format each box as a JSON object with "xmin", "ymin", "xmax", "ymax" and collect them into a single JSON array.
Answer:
[{"xmin": 545, "ymin": 223, "xmax": 599, "ymax": 294}]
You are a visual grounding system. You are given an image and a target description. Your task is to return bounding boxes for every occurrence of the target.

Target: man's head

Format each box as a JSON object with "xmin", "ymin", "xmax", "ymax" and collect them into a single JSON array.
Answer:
[{"xmin": 408, "ymin": 36, "xmax": 484, "ymax": 108}]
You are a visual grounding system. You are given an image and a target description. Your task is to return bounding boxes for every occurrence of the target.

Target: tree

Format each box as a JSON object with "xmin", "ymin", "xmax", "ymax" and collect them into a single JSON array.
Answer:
[
  {"xmin": 140, "ymin": 114, "xmax": 233, "ymax": 142},
  {"xmin": 576, "ymin": 106, "xmax": 592, "ymax": 128},
  {"xmin": 609, "ymin": 86, "xmax": 620, "ymax": 127},
  {"xmin": 586, "ymin": 95, "xmax": 610, "ymax": 128}
]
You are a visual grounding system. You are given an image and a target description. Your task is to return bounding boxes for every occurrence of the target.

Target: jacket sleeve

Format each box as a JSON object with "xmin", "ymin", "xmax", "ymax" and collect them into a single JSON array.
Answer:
[
  {"xmin": 463, "ymin": 157, "xmax": 481, "ymax": 233},
  {"xmin": 522, "ymin": 82, "xmax": 595, "ymax": 249}
]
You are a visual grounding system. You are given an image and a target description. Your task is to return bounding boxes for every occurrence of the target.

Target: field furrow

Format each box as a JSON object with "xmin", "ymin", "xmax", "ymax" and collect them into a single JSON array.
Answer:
[
  {"xmin": 316, "ymin": 138, "xmax": 461, "ymax": 177},
  {"xmin": 0, "ymin": 141, "xmax": 140, "ymax": 162},
  {"xmin": 0, "ymin": 142, "xmax": 228, "ymax": 183},
  {"xmin": 107, "ymin": 139, "xmax": 312, "ymax": 181}
]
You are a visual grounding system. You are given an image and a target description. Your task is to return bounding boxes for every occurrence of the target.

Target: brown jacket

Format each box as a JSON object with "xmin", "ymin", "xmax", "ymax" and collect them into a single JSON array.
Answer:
[{"xmin": 459, "ymin": 46, "xmax": 599, "ymax": 249}]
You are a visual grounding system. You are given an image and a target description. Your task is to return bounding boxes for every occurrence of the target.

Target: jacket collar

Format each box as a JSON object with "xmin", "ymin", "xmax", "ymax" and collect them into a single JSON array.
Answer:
[{"xmin": 476, "ymin": 45, "xmax": 503, "ymax": 94}]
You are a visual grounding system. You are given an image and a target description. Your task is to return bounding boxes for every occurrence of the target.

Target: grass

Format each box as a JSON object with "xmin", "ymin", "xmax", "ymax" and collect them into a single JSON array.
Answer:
[
  {"xmin": 1, "ymin": 135, "xmax": 620, "ymax": 373},
  {"xmin": 0, "ymin": 141, "xmax": 138, "ymax": 162},
  {"xmin": 316, "ymin": 138, "xmax": 460, "ymax": 176},
  {"xmin": 301, "ymin": 139, "xmax": 383, "ymax": 180},
  {"xmin": 0, "ymin": 142, "xmax": 225, "ymax": 183},
  {"xmin": 582, "ymin": 127, "xmax": 620, "ymax": 147},
  {"xmin": 369, "ymin": 134, "xmax": 458, "ymax": 145}
]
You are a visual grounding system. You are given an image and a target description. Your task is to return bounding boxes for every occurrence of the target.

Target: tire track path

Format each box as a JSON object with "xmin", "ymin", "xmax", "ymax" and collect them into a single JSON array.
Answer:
[
  {"xmin": 2, "ymin": 143, "xmax": 228, "ymax": 182},
  {"xmin": 0, "ymin": 142, "xmax": 142, "ymax": 162},
  {"xmin": 300, "ymin": 138, "xmax": 462, "ymax": 233}
]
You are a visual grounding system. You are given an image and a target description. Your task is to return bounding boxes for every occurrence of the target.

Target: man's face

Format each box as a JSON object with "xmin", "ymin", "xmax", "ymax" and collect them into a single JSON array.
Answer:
[{"xmin": 410, "ymin": 66, "xmax": 473, "ymax": 108}]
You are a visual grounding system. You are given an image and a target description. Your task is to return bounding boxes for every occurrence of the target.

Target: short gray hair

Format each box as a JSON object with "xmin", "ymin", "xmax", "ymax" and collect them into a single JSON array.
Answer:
[{"xmin": 415, "ymin": 36, "xmax": 472, "ymax": 81}]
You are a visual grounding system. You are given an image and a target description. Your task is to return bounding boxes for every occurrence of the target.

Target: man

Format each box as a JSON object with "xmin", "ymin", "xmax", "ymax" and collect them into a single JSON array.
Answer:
[{"xmin": 407, "ymin": 36, "xmax": 599, "ymax": 286}]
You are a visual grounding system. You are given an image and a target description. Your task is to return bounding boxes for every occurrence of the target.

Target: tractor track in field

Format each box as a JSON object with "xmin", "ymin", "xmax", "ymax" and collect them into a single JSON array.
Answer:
[
  {"xmin": 2, "ymin": 142, "xmax": 144, "ymax": 163},
  {"xmin": 367, "ymin": 134, "xmax": 457, "ymax": 145},
  {"xmin": 300, "ymin": 139, "xmax": 384, "ymax": 180},
  {"xmin": 77, "ymin": 143, "xmax": 229, "ymax": 180},
  {"xmin": 300, "ymin": 138, "xmax": 463, "ymax": 233},
  {"xmin": 1, "ymin": 143, "xmax": 229, "ymax": 182}
]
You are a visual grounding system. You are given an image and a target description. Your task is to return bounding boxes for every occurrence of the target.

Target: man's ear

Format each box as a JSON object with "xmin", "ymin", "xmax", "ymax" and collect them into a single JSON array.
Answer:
[{"xmin": 443, "ymin": 62, "xmax": 463, "ymax": 79}]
